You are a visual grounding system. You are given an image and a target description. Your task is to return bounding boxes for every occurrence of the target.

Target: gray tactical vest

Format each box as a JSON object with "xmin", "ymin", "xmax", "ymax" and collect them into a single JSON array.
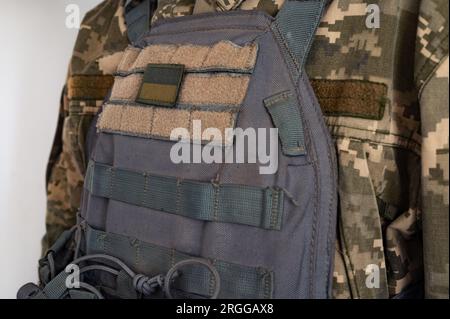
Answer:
[{"xmin": 19, "ymin": 0, "xmax": 338, "ymax": 299}]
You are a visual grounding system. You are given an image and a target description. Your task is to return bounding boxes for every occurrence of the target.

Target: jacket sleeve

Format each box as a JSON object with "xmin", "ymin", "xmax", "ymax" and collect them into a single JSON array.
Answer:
[
  {"xmin": 419, "ymin": 56, "xmax": 449, "ymax": 299},
  {"xmin": 41, "ymin": 0, "xmax": 130, "ymax": 254},
  {"xmin": 41, "ymin": 78, "xmax": 84, "ymax": 254}
]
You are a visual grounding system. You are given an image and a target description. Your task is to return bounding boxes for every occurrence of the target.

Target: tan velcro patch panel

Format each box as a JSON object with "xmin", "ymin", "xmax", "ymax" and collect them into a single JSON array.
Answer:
[
  {"xmin": 109, "ymin": 74, "xmax": 143, "ymax": 101},
  {"xmin": 117, "ymin": 46, "xmax": 141, "ymax": 72},
  {"xmin": 311, "ymin": 79, "xmax": 388, "ymax": 120},
  {"xmin": 102, "ymin": 40, "xmax": 258, "ymax": 145},
  {"xmin": 179, "ymin": 74, "xmax": 250, "ymax": 106},
  {"xmin": 110, "ymin": 73, "xmax": 250, "ymax": 106},
  {"xmin": 98, "ymin": 104, "xmax": 235, "ymax": 145},
  {"xmin": 67, "ymin": 75, "xmax": 114, "ymax": 100},
  {"xmin": 118, "ymin": 41, "xmax": 258, "ymax": 73}
]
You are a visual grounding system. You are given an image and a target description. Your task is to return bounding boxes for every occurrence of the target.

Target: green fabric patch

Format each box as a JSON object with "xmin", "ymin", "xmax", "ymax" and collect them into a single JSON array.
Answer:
[
  {"xmin": 311, "ymin": 79, "xmax": 388, "ymax": 120},
  {"xmin": 137, "ymin": 63, "xmax": 185, "ymax": 107}
]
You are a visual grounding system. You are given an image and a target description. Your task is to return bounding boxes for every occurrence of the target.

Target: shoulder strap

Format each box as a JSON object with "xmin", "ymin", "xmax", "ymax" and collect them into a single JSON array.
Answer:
[
  {"xmin": 125, "ymin": 0, "xmax": 158, "ymax": 44},
  {"xmin": 272, "ymin": 0, "xmax": 328, "ymax": 80}
]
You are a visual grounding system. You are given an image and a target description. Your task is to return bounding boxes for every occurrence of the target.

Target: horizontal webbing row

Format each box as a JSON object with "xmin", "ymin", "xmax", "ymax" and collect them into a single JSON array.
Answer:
[
  {"xmin": 86, "ymin": 225, "xmax": 274, "ymax": 299},
  {"xmin": 97, "ymin": 103, "xmax": 237, "ymax": 146},
  {"xmin": 85, "ymin": 161, "xmax": 284, "ymax": 230},
  {"xmin": 117, "ymin": 41, "xmax": 258, "ymax": 74}
]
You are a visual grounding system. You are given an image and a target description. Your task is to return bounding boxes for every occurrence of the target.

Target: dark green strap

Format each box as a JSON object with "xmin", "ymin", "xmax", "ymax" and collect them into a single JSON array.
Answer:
[
  {"xmin": 31, "ymin": 271, "xmax": 70, "ymax": 299},
  {"xmin": 85, "ymin": 161, "xmax": 284, "ymax": 230},
  {"xmin": 272, "ymin": 0, "xmax": 328, "ymax": 80},
  {"xmin": 86, "ymin": 225, "xmax": 273, "ymax": 299},
  {"xmin": 264, "ymin": 90, "xmax": 306, "ymax": 156}
]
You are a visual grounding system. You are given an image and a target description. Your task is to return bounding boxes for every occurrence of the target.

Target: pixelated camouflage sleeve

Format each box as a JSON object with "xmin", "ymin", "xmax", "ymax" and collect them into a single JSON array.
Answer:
[
  {"xmin": 42, "ymin": 0, "xmax": 129, "ymax": 254},
  {"xmin": 414, "ymin": 0, "xmax": 449, "ymax": 299},
  {"xmin": 419, "ymin": 58, "xmax": 449, "ymax": 299}
]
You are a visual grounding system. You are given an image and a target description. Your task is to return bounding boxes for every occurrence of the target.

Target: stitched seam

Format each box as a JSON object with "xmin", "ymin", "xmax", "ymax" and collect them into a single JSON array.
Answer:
[
  {"xmin": 270, "ymin": 27, "xmax": 299, "ymax": 89},
  {"xmin": 245, "ymin": 44, "xmax": 258, "ymax": 70},
  {"xmin": 291, "ymin": 74, "xmax": 319, "ymax": 297},
  {"xmin": 99, "ymin": 128, "xmax": 235, "ymax": 147},
  {"xmin": 142, "ymin": 173, "xmax": 148, "ymax": 207},
  {"xmin": 104, "ymin": 236, "xmax": 109, "ymax": 254},
  {"xmin": 209, "ymin": 259, "xmax": 217, "ymax": 297},
  {"xmin": 302, "ymin": 73, "xmax": 338, "ymax": 298},
  {"xmin": 418, "ymin": 52, "xmax": 450, "ymax": 99},
  {"xmin": 107, "ymin": 168, "xmax": 114, "ymax": 199},
  {"xmin": 213, "ymin": 185, "xmax": 220, "ymax": 222},
  {"xmin": 263, "ymin": 271, "xmax": 270, "ymax": 299},
  {"xmin": 273, "ymin": 22, "xmax": 300, "ymax": 73},
  {"xmin": 142, "ymin": 26, "xmax": 269, "ymax": 41},
  {"xmin": 176, "ymin": 179, "xmax": 182, "ymax": 215},
  {"xmin": 116, "ymin": 67, "xmax": 255, "ymax": 76},
  {"xmin": 135, "ymin": 242, "xmax": 140, "ymax": 268},
  {"xmin": 270, "ymin": 189, "xmax": 278, "ymax": 229},
  {"xmin": 109, "ymin": 99, "xmax": 242, "ymax": 111}
]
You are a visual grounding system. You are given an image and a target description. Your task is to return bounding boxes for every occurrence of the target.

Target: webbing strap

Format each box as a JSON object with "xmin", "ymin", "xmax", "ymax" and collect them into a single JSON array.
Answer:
[
  {"xmin": 86, "ymin": 225, "xmax": 274, "ymax": 299},
  {"xmin": 125, "ymin": 0, "xmax": 157, "ymax": 43},
  {"xmin": 272, "ymin": 0, "xmax": 328, "ymax": 80},
  {"xmin": 264, "ymin": 90, "xmax": 306, "ymax": 156},
  {"xmin": 32, "ymin": 271, "xmax": 70, "ymax": 299},
  {"xmin": 85, "ymin": 161, "xmax": 284, "ymax": 230}
]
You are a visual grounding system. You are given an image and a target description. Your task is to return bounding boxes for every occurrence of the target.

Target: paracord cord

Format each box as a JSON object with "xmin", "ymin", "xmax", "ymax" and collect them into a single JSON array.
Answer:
[
  {"xmin": 69, "ymin": 254, "xmax": 221, "ymax": 299},
  {"xmin": 78, "ymin": 282, "xmax": 104, "ymax": 299}
]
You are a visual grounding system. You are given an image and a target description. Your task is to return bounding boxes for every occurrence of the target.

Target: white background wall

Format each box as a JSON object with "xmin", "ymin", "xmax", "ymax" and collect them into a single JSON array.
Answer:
[{"xmin": 0, "ymin": 0, "xmax": 102, "ymax": 299}]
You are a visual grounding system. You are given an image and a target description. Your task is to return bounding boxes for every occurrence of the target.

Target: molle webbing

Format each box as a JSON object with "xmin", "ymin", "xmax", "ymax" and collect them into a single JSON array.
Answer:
[
  {"xmin": 98, "ymin": 41, "xmax": 257, "ymax": 145},
  {"xmin": 97, "ymin": 104, "xmax": 236, "ymax": 145},
  {"xmin": 86, "ymin": 225, "xmax": 274, "ymax": 298},
  {"xmin": 85, "ymin": 161, "xmax": 284, "ymax": 230},
  {"xmin": 109, "ymin": 73, "xmax": 250, "ymax": 106},
  {"xmin": 117, "ymin": 41, "xmax": 258, "ymax": 74}
]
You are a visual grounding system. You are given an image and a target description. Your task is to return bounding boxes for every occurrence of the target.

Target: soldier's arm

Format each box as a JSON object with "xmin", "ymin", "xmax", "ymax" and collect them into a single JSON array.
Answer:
[
  {"xmin": 42, "ymin": 82, "xmax": 77, "ymax": 253},
  {"xmin": 41, "ymin": 0, "xmax": 129, "ymax": 254},
  {"xmin": 419, "ymin": 57, "xmax": 449, "ymax": 299},
  {"xmin": 415, "ymin": 0, "xmax": 449, "ymax": 299}
]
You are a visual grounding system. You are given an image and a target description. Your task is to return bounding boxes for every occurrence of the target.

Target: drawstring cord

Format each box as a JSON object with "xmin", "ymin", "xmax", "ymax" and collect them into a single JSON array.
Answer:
[
  {"xmin": 70, "ymin": 254, "xmax": 220, "ymax": 299},
  {"xmin": 47, "ymin": 218, "xmax": 221, "ymax": 299}
]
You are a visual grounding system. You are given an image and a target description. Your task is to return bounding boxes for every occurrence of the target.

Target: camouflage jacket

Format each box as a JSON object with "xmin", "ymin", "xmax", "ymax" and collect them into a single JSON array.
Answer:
[{"xmin": 43, "ymin": 0, "xmax": 449, "ymax": 299}]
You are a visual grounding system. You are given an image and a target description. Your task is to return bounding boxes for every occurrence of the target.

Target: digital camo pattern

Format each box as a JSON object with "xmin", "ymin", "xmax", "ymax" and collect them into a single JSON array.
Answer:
[
  {"xmin": 152, "ymin": 0, "xmax": 285, "ymax": 23},
  {"xmin": 43, "ymin": 0, "xmax": 129, "ymax": 253},
  {"xmin": 305, "ymin": 0, "xmax": 448, "ymax": 298},
  {"xmin": 420, "ymin": 57, "xmax": 449, "ymax": 299},
  {"xmin": 151, "ymin": 0, "xmax": 196, "ymax": 24},
  {"xmin": 43, "ymin": 0, "xmax": 448, "ymax": 299},
  {"xmin": 415, "ymin": 0, "xmax": 449, "ymax": 88},
  {"xmin": 415, "ymin": 1, "xmax": 449, "ymax": 299}
]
